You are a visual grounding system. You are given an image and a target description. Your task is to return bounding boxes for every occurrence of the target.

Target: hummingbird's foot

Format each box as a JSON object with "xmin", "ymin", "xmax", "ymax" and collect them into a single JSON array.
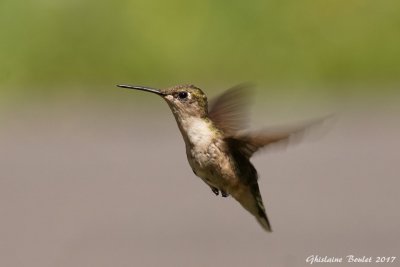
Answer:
[
  {"xmin": 211, "ymin": 187, "xmax": 219, "ymax": 196},
  {"xmin": 221, "ymin": 191, "xmax": 229, "ymax": 198}
]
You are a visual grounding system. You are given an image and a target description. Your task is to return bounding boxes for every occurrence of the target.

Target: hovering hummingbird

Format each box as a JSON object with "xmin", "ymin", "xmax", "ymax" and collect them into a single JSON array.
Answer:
[{"xmin": 118, "ymin": 83, "xmax": 324, "ymax": 232}]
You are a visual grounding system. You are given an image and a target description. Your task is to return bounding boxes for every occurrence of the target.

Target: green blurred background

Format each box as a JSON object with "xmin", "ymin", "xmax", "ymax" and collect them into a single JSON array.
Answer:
[{"xmin": 1, "ymin": 0, "xmax": 399, "ymax": 105}]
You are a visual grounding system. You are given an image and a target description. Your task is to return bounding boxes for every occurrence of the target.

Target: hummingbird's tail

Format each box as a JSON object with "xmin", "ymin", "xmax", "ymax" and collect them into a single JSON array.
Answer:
[
  {"xmin": 256, "ymin": 209, "xmax": 272, "ymax": 232},
  {"xmin": 251, "ymin": 183, "xmax": 272, "ymax": 232},
  {"xmin": 231, "ymin": 183, "xmax": 272, "ymax": 232}
]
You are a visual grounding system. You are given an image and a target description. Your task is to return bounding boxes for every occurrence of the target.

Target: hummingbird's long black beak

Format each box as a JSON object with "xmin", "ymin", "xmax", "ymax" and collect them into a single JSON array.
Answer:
[{"xmin": 117, "ymin": 84, "xmax": 165, "ymax": 96}]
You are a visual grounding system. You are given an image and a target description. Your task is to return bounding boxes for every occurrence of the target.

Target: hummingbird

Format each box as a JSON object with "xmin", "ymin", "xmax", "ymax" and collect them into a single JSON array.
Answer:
[{"xmin": 118, "ymin": 83, "xmax": 323, "ymax": 232}]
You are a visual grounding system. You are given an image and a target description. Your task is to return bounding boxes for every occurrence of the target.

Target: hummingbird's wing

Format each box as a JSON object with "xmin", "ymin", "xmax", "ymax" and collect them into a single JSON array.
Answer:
[
  {"xmin": 208, "ymin": 84, "xmax": 253, "ymax": 135},
  {"xmin": 225, "ymin": 117, "xmax": 331, "ymax": 231},
  {"xmin": 225, "ymin": 116, "xmax": 331, "ymax": 159}
]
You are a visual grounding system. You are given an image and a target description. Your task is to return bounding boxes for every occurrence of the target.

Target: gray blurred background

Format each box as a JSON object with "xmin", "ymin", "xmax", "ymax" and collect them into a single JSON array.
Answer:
[{"xmin": 1, "ymin": 0, "xmax": 399, "ymax": 266}]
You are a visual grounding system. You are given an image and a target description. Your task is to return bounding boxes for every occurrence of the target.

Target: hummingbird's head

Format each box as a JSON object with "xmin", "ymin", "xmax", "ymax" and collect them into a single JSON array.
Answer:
[{"xmin": 118, "ymin": 84, "xmax": 209, "ymax": 118}]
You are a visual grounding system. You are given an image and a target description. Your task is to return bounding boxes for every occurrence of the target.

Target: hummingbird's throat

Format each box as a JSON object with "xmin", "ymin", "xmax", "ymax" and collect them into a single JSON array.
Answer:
[{"xmin": 182, "ymin": 117, "xmax": 214, "ymax": 147}]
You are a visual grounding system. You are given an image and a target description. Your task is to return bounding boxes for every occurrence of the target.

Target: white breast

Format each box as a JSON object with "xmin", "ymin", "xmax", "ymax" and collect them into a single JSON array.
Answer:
[{"xmin": 186, "ymin": 118, "xmax": 214, "ymax": 147}]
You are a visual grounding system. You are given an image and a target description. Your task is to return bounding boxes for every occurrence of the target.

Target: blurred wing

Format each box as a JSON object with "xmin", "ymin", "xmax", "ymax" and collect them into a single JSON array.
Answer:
[
  {"xmin": 208, "ymin": 84, "xmax": 253, "ymax": 135},
  {"xmin": 225, "ymin": 116, "xmax": 332, "ymax": 159}
]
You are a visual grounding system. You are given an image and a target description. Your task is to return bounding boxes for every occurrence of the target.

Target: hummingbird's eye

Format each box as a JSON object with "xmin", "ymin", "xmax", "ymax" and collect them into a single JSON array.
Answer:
[{"xmin": 178, "ymin": 91, "xmax": 188, "ymax": 100}]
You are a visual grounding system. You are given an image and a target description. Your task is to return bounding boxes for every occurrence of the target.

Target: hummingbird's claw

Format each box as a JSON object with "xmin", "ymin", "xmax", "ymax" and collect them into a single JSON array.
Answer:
[
  {"xmin": 211, "ymin": 187, "xmax": 219, "ymax": 196},
  {"xmin": 221, "ymin": 191, "xmax": 229, "ymax": 198}
]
